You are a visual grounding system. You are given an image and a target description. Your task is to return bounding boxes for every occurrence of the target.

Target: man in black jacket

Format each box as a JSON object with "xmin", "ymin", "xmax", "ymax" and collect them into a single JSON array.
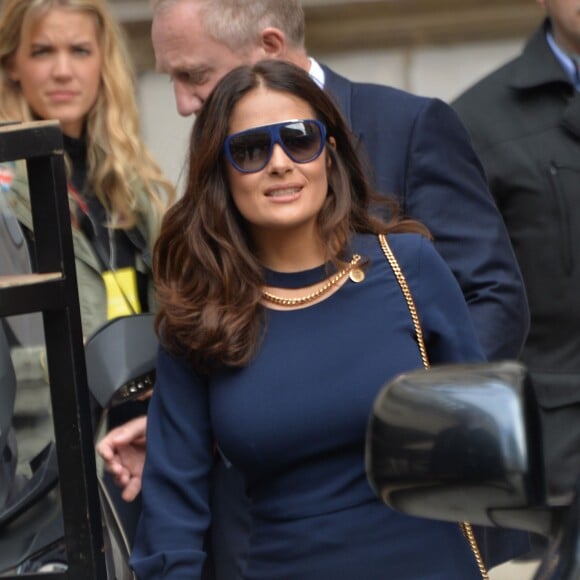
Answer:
[{"xmin": 453, "ymin": 0, "xmax": 580, "ymax": 506}]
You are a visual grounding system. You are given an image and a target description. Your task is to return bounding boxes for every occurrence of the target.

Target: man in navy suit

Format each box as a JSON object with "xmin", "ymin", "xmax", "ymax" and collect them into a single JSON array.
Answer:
[
  {"xmin": 98, "ymin": 0, "xmax": 530, "ymax": 575},
  {"xmin": 149, "ymin": 0, "xmax": 528, "ymax": 362}
]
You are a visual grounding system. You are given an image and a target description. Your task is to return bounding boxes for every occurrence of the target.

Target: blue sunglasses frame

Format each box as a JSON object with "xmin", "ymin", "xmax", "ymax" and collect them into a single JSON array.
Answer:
[{"xmin": 224, "ymin": 119, "xmax": 327, "ymax": 174}]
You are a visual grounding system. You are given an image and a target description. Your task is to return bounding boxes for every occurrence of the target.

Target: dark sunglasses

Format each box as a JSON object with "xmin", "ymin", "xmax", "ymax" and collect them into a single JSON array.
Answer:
[{"xmin": 224, "ymin": 119, "xmax": 327, "ymax": 173}]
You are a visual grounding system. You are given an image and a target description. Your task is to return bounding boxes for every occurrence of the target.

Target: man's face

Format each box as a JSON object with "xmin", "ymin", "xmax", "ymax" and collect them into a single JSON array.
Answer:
[
  {"xmin": 538, "ymin": 0, "xmax": 580, "ymax": 54},
  {"xmin": 152, "ymin": 0, "xmax": 261, "ymax": 117}
]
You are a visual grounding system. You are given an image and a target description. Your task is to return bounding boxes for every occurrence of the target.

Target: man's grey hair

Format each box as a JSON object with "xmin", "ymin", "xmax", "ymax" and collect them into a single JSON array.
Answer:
[{"xmin": 153, "ymin": 0, "xmax": 305, "ymax": 53}]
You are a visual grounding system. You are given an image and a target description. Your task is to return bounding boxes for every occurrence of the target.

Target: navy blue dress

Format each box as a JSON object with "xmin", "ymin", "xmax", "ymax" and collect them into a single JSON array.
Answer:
[{"xmin": 131, "ymin": 233, "xmax": 486, "ymax": 579}]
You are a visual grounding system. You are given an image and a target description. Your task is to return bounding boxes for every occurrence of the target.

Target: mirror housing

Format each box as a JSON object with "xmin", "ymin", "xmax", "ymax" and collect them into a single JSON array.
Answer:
[
  {"xmin": 84, "ymin": 313, "xmax": 157, "ymax": 409},
  {"xmin": 366, "ymin": 361, "xmax": 550, "ymax": 535}
]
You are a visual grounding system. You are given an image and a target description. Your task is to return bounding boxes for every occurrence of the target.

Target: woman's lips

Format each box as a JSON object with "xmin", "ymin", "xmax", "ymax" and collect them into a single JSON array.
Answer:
[{"xmin": 265, "ymin": 186, "xmax": 302, "ymax": 198}]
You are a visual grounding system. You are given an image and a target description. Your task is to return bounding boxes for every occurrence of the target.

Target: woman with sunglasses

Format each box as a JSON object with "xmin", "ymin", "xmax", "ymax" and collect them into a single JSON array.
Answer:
[{"xmin": 132, "ymin": 59, "xmax": 486, "ymax": 580}]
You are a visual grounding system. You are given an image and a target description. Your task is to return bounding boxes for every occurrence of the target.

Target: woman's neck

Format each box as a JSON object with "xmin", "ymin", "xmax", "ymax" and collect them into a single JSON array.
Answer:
[
  {"xmin": 253, "ymin": 231, "xmax": 327, "ymax": 273},
  {"xmin": 63, "ymin": 133, "xmax": 88, "ymax": 194}
]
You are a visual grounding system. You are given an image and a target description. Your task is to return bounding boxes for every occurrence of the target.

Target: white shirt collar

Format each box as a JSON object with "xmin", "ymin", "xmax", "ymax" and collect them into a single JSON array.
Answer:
[{"xmin": 308, "ymin": 57, "xmax": 326, "ymax": 89}]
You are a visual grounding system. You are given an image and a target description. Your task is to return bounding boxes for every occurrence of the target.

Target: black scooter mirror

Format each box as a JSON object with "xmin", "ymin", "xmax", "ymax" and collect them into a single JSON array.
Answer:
[
  {"xmin": 366, "ymin": 361, "xmax": 549, "ymax": 535},
  {"xmin": 84, "ymin": 313, "xmax": 158, "ymax": 409}
]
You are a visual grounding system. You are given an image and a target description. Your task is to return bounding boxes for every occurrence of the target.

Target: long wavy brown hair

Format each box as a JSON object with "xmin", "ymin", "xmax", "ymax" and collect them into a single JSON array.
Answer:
[{"xmin": 154, "ymin": 59, "xmax": 429, "ymax": 371}]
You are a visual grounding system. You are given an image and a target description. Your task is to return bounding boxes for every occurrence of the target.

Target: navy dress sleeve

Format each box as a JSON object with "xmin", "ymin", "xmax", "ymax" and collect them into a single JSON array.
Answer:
[
  {"xmin": 130, "ymin": 347, "xmax": 213, "ymax": 579},
  {"xmin": 387, "ymin": 234, "xmax": 485, "ymax": 366}
]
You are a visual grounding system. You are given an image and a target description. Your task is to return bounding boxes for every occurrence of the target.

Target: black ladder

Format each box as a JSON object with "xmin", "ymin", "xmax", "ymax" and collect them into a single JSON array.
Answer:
[{"xmin": 0, "ymin": 120, "xmax": 107, "ymax": 579}]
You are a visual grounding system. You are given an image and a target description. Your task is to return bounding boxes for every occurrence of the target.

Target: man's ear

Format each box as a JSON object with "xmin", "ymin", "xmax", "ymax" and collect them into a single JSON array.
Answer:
[{"xmin": 257, "ymin": 27, "xmax": 287, "ymax": 59}]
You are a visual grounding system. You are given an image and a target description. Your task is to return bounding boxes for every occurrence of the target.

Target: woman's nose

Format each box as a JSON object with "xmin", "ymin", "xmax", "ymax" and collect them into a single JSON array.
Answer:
[
  {"xmin": 52, "ymin": 54, "xmax": 73, "ymax": 77},
  {"xmin": 267, "ymin": 143, "xmax": 293, "ymax": 173}
]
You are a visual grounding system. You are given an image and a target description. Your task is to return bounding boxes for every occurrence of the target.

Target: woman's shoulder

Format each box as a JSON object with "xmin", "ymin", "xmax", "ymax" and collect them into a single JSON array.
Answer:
[
  {"xmin": 384, "ymin": 232, "xmax": 427, "ymax": 253},
  {"xmin": 355, "ymin": 232, "xmax": 451, "ymax": 288},
  {"xmin": 354, "ymin": 232, "xmax": 433, "ymax": 263},
  {"xmin": 389, "ymin": 233, "xmax": 451, "ymax": 280}
]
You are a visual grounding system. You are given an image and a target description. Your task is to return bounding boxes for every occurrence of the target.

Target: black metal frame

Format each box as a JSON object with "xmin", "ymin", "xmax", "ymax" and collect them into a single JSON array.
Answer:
[{"xmin": 0, "ymin": 120, "xmax": 106, "ymax": 578}]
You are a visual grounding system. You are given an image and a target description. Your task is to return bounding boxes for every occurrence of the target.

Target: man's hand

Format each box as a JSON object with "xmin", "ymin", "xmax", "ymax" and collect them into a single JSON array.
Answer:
[{"xmin": 97, "ymin": 415, "xmax": 147, "ymax": 502}]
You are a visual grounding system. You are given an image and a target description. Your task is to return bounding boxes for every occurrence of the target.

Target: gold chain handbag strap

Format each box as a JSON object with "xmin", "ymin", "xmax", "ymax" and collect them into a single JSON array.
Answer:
[{"xmin": 378, "ymin": 234, "xmax": 489, "ymax": 580}]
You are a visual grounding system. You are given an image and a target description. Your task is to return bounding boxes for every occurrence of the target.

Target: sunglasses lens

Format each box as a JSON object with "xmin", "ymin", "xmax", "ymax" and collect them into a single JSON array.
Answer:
[
  {"xmin": 280, "ymin": 121, "xmax": 323, "ymax": 163},
  {"xmin": 226, "ymin": 120, "xmax": 325, "ymax": 173},
  {"xmin": 228, "ymin": 132, "xmax": 271, "ymax": 172}
]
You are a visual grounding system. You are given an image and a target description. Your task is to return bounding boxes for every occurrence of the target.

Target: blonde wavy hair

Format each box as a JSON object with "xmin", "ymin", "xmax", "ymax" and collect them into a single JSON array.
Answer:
[{"xmin": 0, "ymin": 0, "xmax": 175, "ymax": 227}]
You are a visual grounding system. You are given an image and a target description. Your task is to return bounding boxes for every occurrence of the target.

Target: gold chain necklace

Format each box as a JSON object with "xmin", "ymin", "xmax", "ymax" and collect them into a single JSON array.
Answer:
[{"xmin": 262, "ymin": 254, "xmax": 364, "ymax": 307}]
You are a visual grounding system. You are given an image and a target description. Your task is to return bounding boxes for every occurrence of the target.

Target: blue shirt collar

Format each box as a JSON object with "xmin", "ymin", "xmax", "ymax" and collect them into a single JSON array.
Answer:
[{"xmin": 546, "ymin": 28, "xmax": 580, "ymax": 90}]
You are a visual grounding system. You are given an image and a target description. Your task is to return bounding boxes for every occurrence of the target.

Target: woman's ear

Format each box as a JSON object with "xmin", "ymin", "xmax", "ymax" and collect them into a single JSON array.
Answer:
[{"xmin": 326, "ymin": 136, "xmax": 336, "ymax": 169}]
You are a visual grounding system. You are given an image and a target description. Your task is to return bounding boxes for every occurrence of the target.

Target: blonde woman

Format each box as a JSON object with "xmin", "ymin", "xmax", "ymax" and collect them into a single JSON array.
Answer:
[
  {"xmin": 0, "ymin": 0, "xmax": 174, "ymax": 543},
  {"xmin": 0, "ymin": 0, "xmax": 174, "ymax": 335}
]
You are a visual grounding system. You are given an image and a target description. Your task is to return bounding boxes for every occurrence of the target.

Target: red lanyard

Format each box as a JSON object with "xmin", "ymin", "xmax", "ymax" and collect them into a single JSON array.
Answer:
[{"xmin": 67, "ymin": 182, "xmax": 89, "ymax": 217}]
